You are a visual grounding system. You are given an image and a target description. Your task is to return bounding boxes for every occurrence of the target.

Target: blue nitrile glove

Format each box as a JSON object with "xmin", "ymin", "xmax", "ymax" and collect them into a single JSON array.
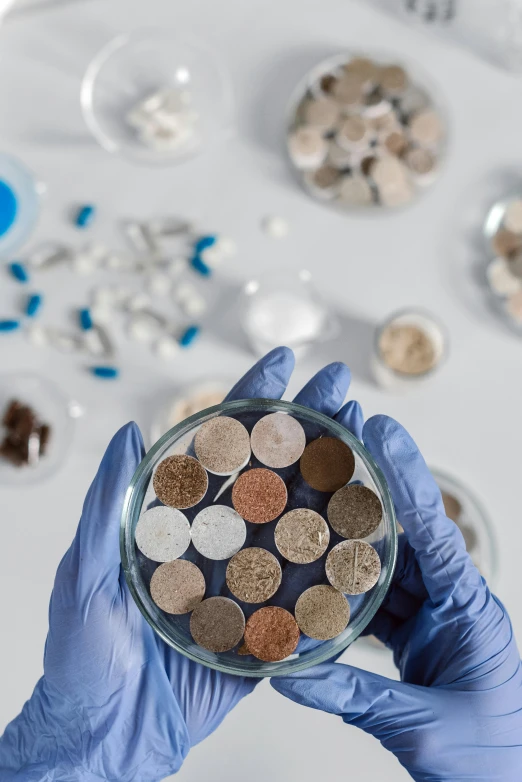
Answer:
[
  {"xmin": 0, "ymin": 348, "xmax": 363, "ymax": 781},
  {"xmin": 272, "ymin": 415, "xmax": 522, "ymax": 781}
]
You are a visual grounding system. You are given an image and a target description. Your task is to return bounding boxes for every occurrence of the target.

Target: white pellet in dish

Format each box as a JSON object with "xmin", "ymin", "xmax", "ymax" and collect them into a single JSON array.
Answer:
[
  {"xmin": 191, "ymin": 506, "xmax": 247, "ymax": 561},
  {"xmin": 487, "ymin": 257, "xmax": 521, "ymax": 297},
  {"xmin": 135, "ymin": 506, "xmax": 191, "ymax": 562},
  {"xmin": 48, "ymin": 329, "xmax": 83, "ymax": 353},
  {"xmin": 261, "ymin": 216, "xmax": 289, "ymax": 239}
]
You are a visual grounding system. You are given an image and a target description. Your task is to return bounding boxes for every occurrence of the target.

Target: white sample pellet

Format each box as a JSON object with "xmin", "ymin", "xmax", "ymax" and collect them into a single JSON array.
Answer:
[
  {"xmin": 487, "ymin": 257, "xmax": 521, "ymax": 297},
  {"xmin": 135, "ymin": 506, "xmax": 191, "ymax": 562},
  {"xmin": 191, "ymin": 505, "xmax": 247, "ymax": 561},
  {"xmin": 26, "ymin": 323, "xmax": 49, "ymax": 348},
  {"xmin": 261, "ymin": 216, "xmax": 289, "ymax": 239}
]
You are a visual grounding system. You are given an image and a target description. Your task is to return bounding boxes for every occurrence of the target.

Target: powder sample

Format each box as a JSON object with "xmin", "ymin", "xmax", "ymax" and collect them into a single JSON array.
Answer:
[
  {"xmin": 232, "ymin": 468, "xmax": 287, "ymax": 523},
  {"xmin": 135, "ymin": 506, "xmax": 191, "ymax": 562},
  {"xmin": 191, "ymin": 505, "xmax": 246, "ymax": 560},
  {"xmin": 327, "ymin": 485, "xmax": 383, "ymax": 540},
  {"xmin": 226, "ymin": 547, "xmax": 282, "ymax": 603},
  {"xmin": 194, "ymin": 416, "xmax": 251, "ymax": 475},
  {"xmin": 379, "ymin": 324, "xmax": 437, "ymax": 375},
  {"xmin": 150, "ymin": 559, "xmax": 205, "ymax": 614},
  {"xmin": 274, "ymin": 508, "xmax": 330, "ymax": 564},
  {"xmin": 300, "ymin": 437, "xmax": 355, "ymax": 493},
  {"xmin": 190, "ymin": 596, "xmax": 245, "ymax": 652},
  {"xmin": 0, "ymin": 399, "xmax": 51, "ymax": 467},
  {"xmin": 244, "ymin": 606, "xmax": 300, "ymax": 662},
  {"xmin": 250, "ymin": 413, "xmax": 306, "ymax": 469},
  {"xmin": 153, "ymin": 454, "xmax": 208, "ymax": 509},
  {"xmin": 326, "ymin": 540, "xmax": 381, "ymax": 595},
  {"xmin": 441, "ymin": 490, "xmax": 462, "ymax": 522},
  {"xmin": 295, "ymin": 585, "xmax": 350, "ymax": 640},
  {"xmin": 503, "ymin": 200, "xmax": 522, "ymax": 234}
]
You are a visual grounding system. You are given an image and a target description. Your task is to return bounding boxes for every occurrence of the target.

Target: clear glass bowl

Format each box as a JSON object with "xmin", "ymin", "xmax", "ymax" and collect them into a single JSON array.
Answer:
[
  {"xmin": 121, "ymin": 399, "xmax": 397, "ymax": 677},
  {"xmin": 0, "ymin": 153, "xmax": 42, "ymax": 259},
  {"xmin": 0, "ymin": 373, "xmax": 77, "ymax": 485},
  {"xmin": 81, "ymin": 28, "xmax": 234, "ymax": 166}
]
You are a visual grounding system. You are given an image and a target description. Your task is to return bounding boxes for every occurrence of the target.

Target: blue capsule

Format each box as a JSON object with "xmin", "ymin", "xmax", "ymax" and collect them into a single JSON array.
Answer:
[
  {"xmin": 194, "ymin": 235, "xmax": 217, "ymax": 254},
  {"xmin": 0, "ymin": 319, "xmax": 20, "ymax": 332},
  {"xmin": 179, "ymin": 325, "xmax": 200, "ymax": 348},
  {"xmin": 9, "ymin": 262, "xmax": 29, "ymax": 284},
  {"xmin": 190, "ymin": 255, "xmax": 211, "ymax": 277},
  {"xmin": 91, "ymin": 366, "xmax": 119, "ymax": 379},
  {"xmin": 79, "ymin": 308, "xmax": 93, "ymax": 331},
  {"xmin": 75, "ymin": 204, "xmax": 96, "ymax": 229},
  {"xmin": 26, "ymin": 293, "xmax": 43, "ymax": 318}
]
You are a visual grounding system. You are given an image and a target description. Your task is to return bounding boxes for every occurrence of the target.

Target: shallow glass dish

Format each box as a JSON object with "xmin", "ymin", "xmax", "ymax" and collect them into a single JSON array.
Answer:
[
  {"xmin": 81, "ymin": 28, "xmax": 234, "ymax": 167},
  {"xmin": 0, "ymin": 153, "xmax": 42, "ymax": 259},
  {"xmin": 121, "ymin": 399, "xmax": 397, "ymax": 677}
]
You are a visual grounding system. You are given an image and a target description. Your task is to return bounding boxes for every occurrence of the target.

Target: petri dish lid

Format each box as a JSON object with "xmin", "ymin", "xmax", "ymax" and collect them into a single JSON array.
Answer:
[{"xmin": 0, "ymin": 153, "xmax": 42, "ymax": 259}]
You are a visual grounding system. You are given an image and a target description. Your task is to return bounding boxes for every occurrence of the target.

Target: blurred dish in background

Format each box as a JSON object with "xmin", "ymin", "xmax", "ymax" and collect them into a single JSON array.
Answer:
[
  {"xmin": 149, "ymin": 379, "xmax": 232, "ymax": 445},
  {"xmin": 484, "ymin": 194, "xmax": 522, "ymax": 335},
  {"xmin": 0, "ymin": 153, "xmax": 42, "ymax": 259}
]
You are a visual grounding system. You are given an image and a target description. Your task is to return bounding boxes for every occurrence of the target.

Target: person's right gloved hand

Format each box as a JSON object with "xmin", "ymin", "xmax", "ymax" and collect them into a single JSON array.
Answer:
[{"xmin": 272, "ymin": 415, "xmax": 522, "ymax": 781}]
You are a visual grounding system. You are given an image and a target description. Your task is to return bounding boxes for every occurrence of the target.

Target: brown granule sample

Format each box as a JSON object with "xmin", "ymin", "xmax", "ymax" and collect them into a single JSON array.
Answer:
[
  {"xmin": 226, "ymin": 547, "xmax": 282, "ymax": 603},
  {"xmin": 327, "ymin": 485, "xmax": 383, "ymax": 539},
  {"xmin": 153, "ymin": 454, "xmax": 208, "ymax": 509}
]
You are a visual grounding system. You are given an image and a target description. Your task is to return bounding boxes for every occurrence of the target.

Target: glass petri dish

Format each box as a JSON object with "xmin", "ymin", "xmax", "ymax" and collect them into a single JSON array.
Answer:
[
  {"xmin": 0, "ymin": 373, "xmax": 77, "ymax": 485},
  {"xmin": 0, "ymin": 153, "xmax": 42, "ymax": 259},
  {"xmin": 286, "ymin": 51, "xmax": 447, "ymax": 212},
  {"xmin": 121, "ymin": 399, "xmax": 397, "ymax": 677},
  {"xmin": 81, "ymin": 28, "xmax": 234, "ymax": 167}
]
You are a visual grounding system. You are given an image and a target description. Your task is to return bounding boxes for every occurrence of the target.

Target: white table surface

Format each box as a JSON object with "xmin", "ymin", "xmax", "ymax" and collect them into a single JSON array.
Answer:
[{"xmin": 1, "ymin": 2, "xmax": 522, "ymax": 780}]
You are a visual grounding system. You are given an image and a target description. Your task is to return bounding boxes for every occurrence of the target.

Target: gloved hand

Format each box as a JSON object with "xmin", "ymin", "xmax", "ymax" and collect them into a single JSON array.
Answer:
[
  {"xmin": 272, "ymin": 415, "xmax": 522, "ymax": 781},
  {"xmin": 0, "ymin": 348, "xmax": 363, "ymax": 782}
]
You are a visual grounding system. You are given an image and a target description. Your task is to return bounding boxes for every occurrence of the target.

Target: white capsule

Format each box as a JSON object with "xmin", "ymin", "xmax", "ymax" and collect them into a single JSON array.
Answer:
[
  {"xmin": 26, "ymin": 323, "xmax": 49, "ymax": 348},
  {"xmin": 126, "ymin": 292, "xmax": 151, "ymax": 312},
  {"xmin": 167, "ymin": 257, "xmax": 187, "ymax": 278},
  {"xmin": 72, "ymin": 253, "xmax": 98, "ymax": 276},
  {"xmin": 147, "ymin": 272, "xmax": 172, "ymax": 297},
  {"xmin": 154, "ymin": 335, "xmax": 181, "ymax": 360},
  {"xmin": 262, "ymin": 215, "xmax": 289, "ymax": 239},
  {"xmin": 182, "ymin": 294, "xmax": 207, "ymax": 318},
  {"xmin": 128, "ymin": 313, "xmax": 162, "ymax": 343},
  {"xmin": 90, "ymin": 304, "xmax": 113, "ymax": 325}
]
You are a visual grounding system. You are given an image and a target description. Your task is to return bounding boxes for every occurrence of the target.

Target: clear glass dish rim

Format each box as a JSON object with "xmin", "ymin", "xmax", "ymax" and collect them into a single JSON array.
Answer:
[{"xmin": 120, "ymin": 397, "xmax": 397, "ymax": 678}]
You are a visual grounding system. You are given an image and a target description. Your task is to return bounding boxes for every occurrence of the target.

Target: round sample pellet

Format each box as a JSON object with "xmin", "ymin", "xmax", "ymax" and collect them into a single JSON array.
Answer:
[
  {"xmin": 244, "ymin": 606, "xmax": 300, "ymax": 662},
  {"xmin": 300, "ymin": 437, "xmax": 355, "ymax": 493},
  {"xmin": 135, "ymin": 506, "xmax": 191, "ymax": 562},
  {"xmin": 503, "ymin": 200, "xmax": 522, "ymax": 234},
  {"xmin": 150, "ymin": 559, "xmax": 205, "ymax": 614},
  {"xmin": 302, "ymin": 97, "xmax": 340, "ymax": 130},
  {"xmin": 405, "ymin": 147, "xmax": 437, "ymax": 177},
  {"xmin": 191, "ymin": 505, "xmax": 247, "ymax": 560},
  {"xmin": 295, "ymin": 585, "xmax": 350, "ymax": 640},
  {"xmin": 190, "ymin": 597, "xmax": 245, "ymax": 653},
  {"xmin": 509, "ymin": 251, "xmax": 522, "ymax": 280},
  {"xmin": 344, "ymin": 56, "xmax": 379, "ymax": 85},
  {"xmin": 194, "ymin": 416, "xmax": 251, "ymax": 475},
  {"xmin": 379, "ymin": 324, "xmax": 437, "ymax": 375},
  {"xmin": 379, "ymin": 64, "xmax": 408, "ymax": 94},
  {"xmin": 384, "ymin": 130, "xmax": 408, "ymax": 157},
  {"xmin": 487, "ymin": 257, "xmax": 521, "ymax": 296},
  {"xmin": 274, "ymin": 508, "xmax": 330, "ymax": 564},
  {"xmin": 337, "ymin": 116, "xmax": 370, "ymax": 148},
  {"xmin": 338, "ymin": 175, "xmax": 373, "ymax": 206},
  {"xmin": 153, "ymin": 454, "xmax": 208, "ymax": 509},
  {"xmin": 232, "ymin": 468, "xmax": 287, "ymax": 523},
  {"xmin": 326, "ymin": 540, "xmax": 381, "ymax": 594},
  {"xmin": 492, "ymin": 228, "xmax": 522, "ymax": 259},
  {"xmin": 409, "ymin": 109, "xmax": 444, "ymax": 145},
  {"xmin": 332, "ymin": 73, "xmax": 364, "ymax": 107},
  {"xmin": 327, "ymin": 485, "xmax": 383, "ymax": 539},
  {"xmin": 250, "ymin": 413, "xmax": 306, "ymax": 469},
  {"xmin": 306, "ymin": 165, "xmax": 342, "ymax": 198},
  {"xmin": 288, "ymin": 127, "xmax": 328, "ymax": 170},
  {"xmin": 226, "ymin": 547, "xmax": 282, "ymax": 603}
]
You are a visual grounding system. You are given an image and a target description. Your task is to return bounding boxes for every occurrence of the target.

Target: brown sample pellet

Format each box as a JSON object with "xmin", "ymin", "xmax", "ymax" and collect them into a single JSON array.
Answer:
[
  {"xmin": 326, "ymin": 540, "xmax": 381, "ymax": 595},
  {"xmin": 244, "ymin": 606, "xmax": 300, "ymax": 662},
  {"xmin": 327, "ymin": 485, "xmax": 383, "ymax": 539},
  {"xmin": 300, "ymin": 437, "xmax": 355, "ymax": 493},
  {"xmin": 274, "ymin": 508, "xmax": 330, "ymax": 564},
  {"xmin": 226, "ymin": 547, "xmax": 282, "ymax": 603},
  {"xmin": 190, "ymin": 597, "xmax": 245, "ymax": 653},
  {"xmin": 295, "ymin": 585, "xmax": 350, "ymax": 640},
  {"xmin": 153, "ymin": 454, "xmax": 208, "ymax": 509},
  {"xmin": 194, "ymin": 416, "xmax": 251, "ymax": 475},
  {"xmin": 379, "ymin": 65, "xmax": 409, "ymax": 94},
  {"xmin": 250, "ymin": 413, "xmax": 306, "ymax": 469},
  {"xmin": 232, "ymin": 468, "xmax": 287, "ymax": 523},
  {"xmin": 150, "ymin": 559, "xmax": 205, "ymax": 614},
  {"xmin": 442, "ymin": 490, "xmax": 462, "ymax": 522}
]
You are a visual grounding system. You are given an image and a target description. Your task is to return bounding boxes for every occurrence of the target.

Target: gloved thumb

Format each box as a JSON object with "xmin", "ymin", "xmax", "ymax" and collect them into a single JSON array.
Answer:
[
  {"xmin": 271, "ymin": 661, "xmax": 426, "ymax": 740},
  {"xmin": 55, "ymin": 422, "xmax": 145, "ymax": 596}
]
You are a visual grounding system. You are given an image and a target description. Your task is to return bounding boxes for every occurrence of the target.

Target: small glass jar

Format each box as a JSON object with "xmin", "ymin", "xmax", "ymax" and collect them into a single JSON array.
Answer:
[
  {"xmin": 372, "ymin": 308, "xmax": 448, "ymax": 390},
  {"xmin": 239, "ymin": 269, "xmax": 338, "ymax": 357},
  {"xmin": 483, "ymin": 193, "xmax": 522, "ymax": 336}
]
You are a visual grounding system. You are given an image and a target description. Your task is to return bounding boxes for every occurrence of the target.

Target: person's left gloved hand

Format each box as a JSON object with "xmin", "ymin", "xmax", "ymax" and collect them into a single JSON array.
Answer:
[{"xmin": 0, "ymin": 347, "xmax": 361, "ymax": 782}]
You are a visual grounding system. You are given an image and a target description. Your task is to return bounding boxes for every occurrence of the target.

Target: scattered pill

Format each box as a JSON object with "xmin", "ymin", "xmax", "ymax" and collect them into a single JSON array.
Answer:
[
  {"xmin": 91, "ymin": 366, "xmax": 119, "ymax": 379},
  {"xmin": 25, "ymin": 293, "xmax": 43, "ymax": 318},
  {"xmin": 72, "ymin": 253, "xmax": 98, "ymax": 276},
  {"xmin": 179, "ymin": 325, "xmax": 200, "ymax": 348},
  {"xmin": 128, "ymin": 312, "xmax": 164, "ymax": 343},
  {"xmin": 0, "ymin": 319, "xmax": 20, "ymax": 332},
  {"xmin": 261, "ymin": 215, "xmax": 289, "ymax": 239},
  {"xmin": 79, "ymin": 308, "xmax": 93, "ymax": 331},
  {"xmin": 48, "ymin": 329, "xmax": 83, "ymax": 353},
  {"xmin": 154, "ymin": 335, "xmax": 181, "ymax": 360},
  {"xmin": 28, "ymin": 243, "xmax": 72, "ymax": 270},
  {"xmin": 75, "ymin": 204, "xmax": 96, "ymax": 228},
  {"xmin": 9, "ymin": 262, "xmax": 29, "ymax": 284},
  {"xmin": 84, "ymin": 324, "xmax": 115, "ymax": 358},
  {"xmin": 216, "ymin": 237, "xmax": 237, "ymax": 257},
  {"xmin": 135, "ymin": 506, "xmax": 191, "ymax": 562},
  {"xmin": 26, "ymin": 323, "xmax": 48, "ymax": 347},
  {"xmin": 190, "ymin": 255, "xmax": 211, "ymax": 276},
  {"xmin": 125, "ymin": 292, "xmax": 151, "ymax": 312},
  {"xmin": 89, "ymin": 304, "xmax": 113, "ymax": 325},
  {"xmin": 181, "ymin": 293, "xmax": 207, "ymax": 318},
  {"xmin": 147, "ymin": 272, "xmax": 172, "ymax": 297}
]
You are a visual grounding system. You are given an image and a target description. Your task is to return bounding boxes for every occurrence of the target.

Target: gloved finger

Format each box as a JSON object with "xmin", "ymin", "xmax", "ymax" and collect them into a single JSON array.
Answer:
[
  {"xmin": 293, "ymin": 362, "xmax": 351, "ymax": 416},
  {"xmin": 334, "ymin": 399, "xmax": 364, "ymax": 440},
  {"xmin": 363, "ymin": 415, "xmax": 483, "ymax": 607},
  {"xmin": 361, "ymin": 609, "xmax": 401, "ymax": 648},
  {"xmin": 225, "ymin": 346, "xmax": 295, "ymax": 401},
  {"xmin": 57, "ymin": 422, "xmax": 145, "ymax": 595},
  {"xmin": 271, "ymin": 662, "xmax": 424, "ymax": 740},
  {"xmin": 379, "ymin": 582, "xmax": 423, "ymax": 622}
]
